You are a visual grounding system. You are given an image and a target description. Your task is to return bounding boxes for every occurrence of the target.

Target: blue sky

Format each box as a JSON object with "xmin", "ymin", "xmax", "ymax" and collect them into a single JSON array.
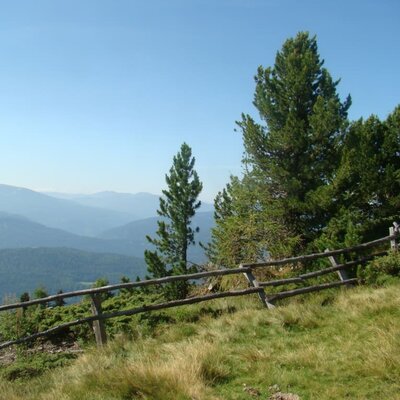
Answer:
[{"xmin": 0, "ymin": 0, "xmax": 399, "ymax": 202}]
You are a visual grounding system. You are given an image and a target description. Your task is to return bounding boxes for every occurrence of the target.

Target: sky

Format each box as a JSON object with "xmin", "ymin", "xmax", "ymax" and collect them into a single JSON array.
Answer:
[{"xmin": 0, "ymin": 0, "xmax": 399, "ymax": 203}]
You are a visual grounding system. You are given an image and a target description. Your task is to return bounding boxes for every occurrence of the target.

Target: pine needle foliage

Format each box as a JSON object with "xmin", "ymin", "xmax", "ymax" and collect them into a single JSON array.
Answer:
[
  {"xmin": 211, "ymin": 32, "xmax": 353, "ymax": 264},
  {"xmin": 237, "ymin": 32, "xmax": 351, "ymax": 246},
  {"xmin": 145, "ymin": 143, "xmax": 203, "ymax": 299}
]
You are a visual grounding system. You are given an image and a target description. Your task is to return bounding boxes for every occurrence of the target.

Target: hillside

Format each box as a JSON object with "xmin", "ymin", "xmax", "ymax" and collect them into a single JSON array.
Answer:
[
  {"xmin": 0, "ymin": 247, "xmax": 147, "ymax": 299},
  {"xmin": 0, "ymin": 212, "xmax": 212, "ymax": 298},
  {"xmin": 0, "ymin": 212, "xmax": 212, "ymax": 262},
  {"xmin": 0, "ymin": 213, "xmax": 144, "ymax": 256},
  {"xmin": 0, "ymin": 184, "xmax": 134, "ymax": 236},
  {"xmin": 0, "ymin": 283, "xmax": 399, "ymax": 399},
  {"xmin": 99, "ymin": 211, "xmax": 214, "ymax": 263}
]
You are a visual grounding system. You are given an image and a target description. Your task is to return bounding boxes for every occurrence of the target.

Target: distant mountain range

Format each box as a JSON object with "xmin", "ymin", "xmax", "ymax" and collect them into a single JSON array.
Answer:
[
  {"xmin": 99, "ymin": 211, "xmax": 214, "ymax": 265},
  {"xmin": 45, "ymin": 191, "xmax": 159, "ymax": 220},
  {"xmin": 0, "ymin": 212, "xmax": 137, "ymax": 256},
  {"xmin": 0, "ymin": 184, "xmax": 133, "ymax": 236},
  {"xmin": 45, "ymin": 190, "xmax": 214, "ymax": 221},
  {"xmin": 0, "ymin": 211, "xmax": 213, "ymax": 262},
  {"xmin": 0, "ymin": 184, "xmax": 213, "ymax": 236},
  {"xmin": 0, "ymin": 183, "xmax": 215, "ymax": 299}
]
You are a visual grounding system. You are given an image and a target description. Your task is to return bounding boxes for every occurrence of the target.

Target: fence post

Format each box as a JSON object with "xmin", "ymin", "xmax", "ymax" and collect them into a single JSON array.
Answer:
[
  {"xmin": 325, "ymin": 249, "xmax": 352, "ymax": 287},
  {"xmin": 239, "ymin": 265, "xmax": 275, "ymax": 309},
  {"xmin": 90, "ymin": 294, "xmax": 107, "ymax": 346},
  {"xmin": 389, "ymin": 222, "xmax": 399, "ymax": 252}
]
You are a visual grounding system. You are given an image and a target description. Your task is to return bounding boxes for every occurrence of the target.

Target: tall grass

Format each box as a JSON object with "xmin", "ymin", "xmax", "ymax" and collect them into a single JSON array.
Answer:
[{"xmin": 1, "ymin": 283, "xmax": 399, "ymax": 399}]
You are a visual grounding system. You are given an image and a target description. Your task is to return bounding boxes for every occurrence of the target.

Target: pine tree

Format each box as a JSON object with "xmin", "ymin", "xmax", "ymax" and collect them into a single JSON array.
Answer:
[
  {"xmin": 54, "ymin": 290, "xmax": 66, "ymax": 307},
  {"xmin": 210, "ymin": 173, "xmax": 298, "ymax": 267},
  {"xmin": 145, "ymin": 143, "xmax": 203, "ymax": 299},
  {"xmin": 237, "ymin": 31, "xmax": 351, "ymax": 247},
  {"xmin": 33, "ymin": 286, "xmax": 49, "ymax": 308},
  {"xmin": 320, "ymin": 106, "xmax": 400, "ymax": 247},
  {"xmin": 20, "ymin": 292, "xmax": 30, "ymax": 303}
]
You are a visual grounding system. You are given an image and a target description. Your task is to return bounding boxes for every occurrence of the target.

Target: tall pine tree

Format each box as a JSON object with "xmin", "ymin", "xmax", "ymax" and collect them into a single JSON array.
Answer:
[
  {"xmin": 237, "ymin": 32, "xmax": 351, "ymax": 247},
  {"xmin": 145, "ymin": 143, "xmax": 203, "ymax": 299}
]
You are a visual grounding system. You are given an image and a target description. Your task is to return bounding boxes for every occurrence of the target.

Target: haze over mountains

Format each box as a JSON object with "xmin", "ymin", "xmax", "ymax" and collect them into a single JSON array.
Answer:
[
  {"xmin": 0, "ymin": 211, "xmax": 213, "ymax": 261},
  {"xmin": 99, "ymin": 212, "xmax": 214, "ymax": 264},
  {"xmin": 0, "ymin": 184, "xmax": 133, "ymax": 236},
  {"xmin": 0, "ymin": 212, "xmax": 138, "ymax": 256},
  {"xmin": 0, "ymin": 184, "xmax": 213, "ymax": 238},
  {"xmin": 45, "ymin": 190, "xmax": 214, "ymax": 223},
  {"xmin": 0, "ymin": 184, "xmax": 214, "ymax": 298},
  {"xmin": 45, "ymin": 191, "xmax": 162, "ymax": 221}
]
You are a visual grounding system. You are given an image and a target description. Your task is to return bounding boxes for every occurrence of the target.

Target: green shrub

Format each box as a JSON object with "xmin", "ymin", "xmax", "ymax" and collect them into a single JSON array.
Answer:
[{"xmin": 358, "ymin": 251, "xmax": 400, "ymax": 285}]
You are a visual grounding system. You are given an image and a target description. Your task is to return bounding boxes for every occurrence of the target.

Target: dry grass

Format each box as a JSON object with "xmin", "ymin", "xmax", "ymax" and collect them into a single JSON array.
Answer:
[{"xmin": 1, "ymin": 283, "xmax": 399, "ymax": 399}]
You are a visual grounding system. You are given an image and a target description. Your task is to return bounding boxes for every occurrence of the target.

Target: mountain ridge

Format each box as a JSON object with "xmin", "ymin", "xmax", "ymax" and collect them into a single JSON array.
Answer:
[
  {"xmin": 0, "ymin": 211, "xmax": 213, "ymax": 262},
  {"xmin": 0, "ymin": 212, "xmax": 139, "ymax": 256},
  {"xmin": 0, "ymin": 184, "xmax": 134, "ymax": 236},
  {"xmin": 44, "ymin": 190, "xmax": 214, "ymax": 218}
]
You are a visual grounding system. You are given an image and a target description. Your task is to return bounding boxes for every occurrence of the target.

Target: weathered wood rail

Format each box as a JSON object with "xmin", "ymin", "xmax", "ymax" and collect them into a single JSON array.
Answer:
[{"xmin": 0, "ymin": 224, "xmax": 398, "ymax": 349}]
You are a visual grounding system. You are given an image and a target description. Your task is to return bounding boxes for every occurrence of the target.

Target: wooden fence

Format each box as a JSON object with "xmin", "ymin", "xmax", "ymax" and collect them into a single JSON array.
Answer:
[{"xmin": 0, "ymin": 223, "xmax": 398, "ymax": 349}]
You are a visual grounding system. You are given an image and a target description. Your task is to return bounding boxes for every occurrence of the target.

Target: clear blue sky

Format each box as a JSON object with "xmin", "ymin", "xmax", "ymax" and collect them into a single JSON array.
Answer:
[{"xmin": 0, "ymin": 0, "xmax": 399, "ymax": 202}]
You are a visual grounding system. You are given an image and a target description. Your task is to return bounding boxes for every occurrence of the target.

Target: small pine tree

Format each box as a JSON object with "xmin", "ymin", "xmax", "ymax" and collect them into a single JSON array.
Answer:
[
  {"xmin": 54, "ymin": 290, "xmax": 66, "ymax": 307},
  {"xmin": 92, "ymin": 278, "xmax": 112, "ymax": 301},
  {"xmin": 20, "ymin": 292, "xmax": 30, "ymax": 303},
  {"xmin": 145, "ymin": 143, "xmax": 203, "ymax": 299},
  {"xmin": 33, "ymin": 286, "xmax": 48, "ymax": 299},
  {"xmin": 19, "ymin": 292, "xmax": 30, "ymax": 312},
  {"xmin": 33, "ymin": 286, "xmax": 49, "ymax": 308},
  {"xmin": 120, "ymin": 276, "xmax": 134, "ymax": 295}
]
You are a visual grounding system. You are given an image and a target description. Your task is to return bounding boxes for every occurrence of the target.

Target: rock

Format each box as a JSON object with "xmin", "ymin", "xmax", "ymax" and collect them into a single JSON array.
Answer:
[
  {"xmin": 269, "ymin": 392, "xmax": 300, "ymax": 400},
  {"xmin": 243, "ymin": 383, "xmax": 261, "ymax": 397},
  {"xmin": 268, "ymin": 384, "xmax": 280, "ymax": 393}
]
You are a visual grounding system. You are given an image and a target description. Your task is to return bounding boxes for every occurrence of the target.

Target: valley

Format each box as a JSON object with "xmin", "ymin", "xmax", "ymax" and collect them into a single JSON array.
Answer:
[{"xmin": 0, "ymin": 184, "xmax": 213, "ymax": 300}]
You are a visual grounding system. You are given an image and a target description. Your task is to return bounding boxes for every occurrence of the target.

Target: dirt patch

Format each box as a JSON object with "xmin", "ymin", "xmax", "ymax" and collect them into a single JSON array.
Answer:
[
  {"xmin": 0, "ymin": 347, "xmax": 16, "ymax": 366},
  {"xmin": 0, "ymin": 339, "xmax": 82, "ymax": 367}
]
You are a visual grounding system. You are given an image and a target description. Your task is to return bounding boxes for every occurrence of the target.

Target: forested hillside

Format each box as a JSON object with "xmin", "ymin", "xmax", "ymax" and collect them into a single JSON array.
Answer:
[
  {"xmin": 0, "ymin": 212, "xmax": 212, "ymax": 299},
  {"xmin": 0, "ymin": 248, "xmax": 147, "ymax": 299}
]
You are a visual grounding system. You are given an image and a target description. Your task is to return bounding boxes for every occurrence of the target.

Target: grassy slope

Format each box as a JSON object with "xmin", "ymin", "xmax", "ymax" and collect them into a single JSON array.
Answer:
[{"xmin": 1, "ymin": 283, "xmax": 399, "ymax": 400}]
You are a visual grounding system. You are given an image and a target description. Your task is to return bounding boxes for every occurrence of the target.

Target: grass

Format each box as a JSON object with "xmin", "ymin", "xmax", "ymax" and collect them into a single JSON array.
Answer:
[{"xmin": 1, "ymin": 282, "xmax": 400, "ymax": 399}]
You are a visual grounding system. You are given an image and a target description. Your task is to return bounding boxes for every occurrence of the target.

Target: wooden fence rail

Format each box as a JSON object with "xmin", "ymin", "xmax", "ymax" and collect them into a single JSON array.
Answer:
[
  {"xmin": 0, "ymin": 288, "xmax": 262, "ymax": 349},
  {"xmin": 0, "ymin": 266, "xmax": 253, "ymax": 312},
  {"xmin": 267, "ymin": 278, "xmax": 359, "ymax": 302},
  {"xmin": 257, "ymin": 251, "xmax": 387, "ymax": 287},
  {"xmin": 0, "ymin": 223, "xmax": 397, "ymax": 349},
  {"xmin": 241, "ymin": 233, "xmax": 396, "ymax": 268}
]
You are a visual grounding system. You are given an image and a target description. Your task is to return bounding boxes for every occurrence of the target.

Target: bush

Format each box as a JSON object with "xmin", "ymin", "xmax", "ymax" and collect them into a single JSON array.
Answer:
[{"xmin": 358, "ymin": 251, "xmax": 400, "ymax": 285}]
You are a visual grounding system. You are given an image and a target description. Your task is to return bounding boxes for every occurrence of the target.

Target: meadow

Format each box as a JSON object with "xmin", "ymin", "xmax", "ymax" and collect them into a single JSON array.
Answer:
[{"xmin": 1, "ymin": 282, "xmax": 399, "ymax": 400}]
